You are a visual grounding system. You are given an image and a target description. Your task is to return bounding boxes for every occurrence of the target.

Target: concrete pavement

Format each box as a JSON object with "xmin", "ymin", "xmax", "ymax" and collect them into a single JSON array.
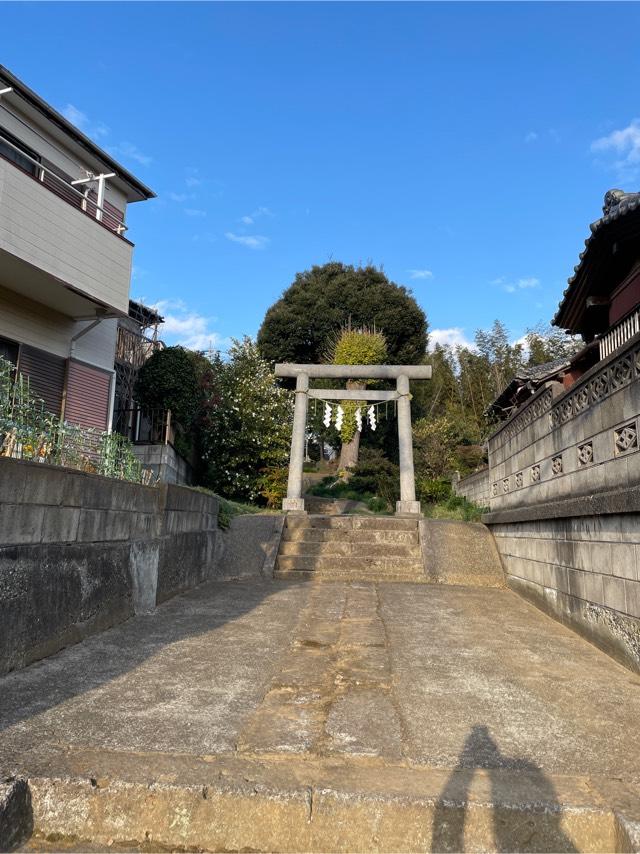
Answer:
[{"xmin": 1, "ymin": 579, "xmax": 640, "ymax": 851}]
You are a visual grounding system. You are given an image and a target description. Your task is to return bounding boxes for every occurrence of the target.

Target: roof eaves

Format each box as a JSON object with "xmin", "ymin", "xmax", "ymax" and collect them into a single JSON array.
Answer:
[
  {"xmin": 553, "ymin": 191, "xmax": 640, "ymax": 328},
  {"xmin": 0, "ymin": 65, "xmax": 156, "ymax": 201}
]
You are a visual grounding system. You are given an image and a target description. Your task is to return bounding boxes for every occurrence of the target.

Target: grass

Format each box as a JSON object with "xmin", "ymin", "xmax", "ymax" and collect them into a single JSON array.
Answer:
[
  {"xmin": 188, "ymin": 486, "xmax": 280, "ymax": 529},
  {"xmin": 309, "ymin": 474, "xmax": 486, "ymax": 521},
  {"xmin": 422, "ymin": 494, "xmax": 487, "ymax": 522}
]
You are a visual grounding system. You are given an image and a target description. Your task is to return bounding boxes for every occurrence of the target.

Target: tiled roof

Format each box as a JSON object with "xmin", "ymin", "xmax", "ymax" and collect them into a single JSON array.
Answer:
[
  {"xmin": 486, "ymin": 356, "xmax": 572, "ymax": 418},
  {"xmin": 552, "ymin": 190, "xmax": 640, "ymax": 327}
]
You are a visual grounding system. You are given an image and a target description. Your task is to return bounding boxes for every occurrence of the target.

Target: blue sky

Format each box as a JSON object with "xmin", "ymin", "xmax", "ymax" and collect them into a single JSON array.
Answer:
[{"xmin": 3, "ymin": 2, "xmax": 640, "ymax": 352}]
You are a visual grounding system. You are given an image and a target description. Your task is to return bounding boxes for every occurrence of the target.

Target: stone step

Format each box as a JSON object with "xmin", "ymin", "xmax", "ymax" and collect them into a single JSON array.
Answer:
[
  {"xmin": 275, "ymin": 555, "xmax": 425, "ymax": 574},
  {"xmin": 278, "ymin": 540, "xmax": 422, "ymax": 558},
  {"xmin": 13, "ymin": 756, "xmax": 625, "ymax": 854},
  {"xmin": 285, "ymin": 515, "xmax": 418, "ymax": 532},
  {"xmin": 274, "ymin": 569, "xmax": 426, "ymax": 583},
  {"xmin": 282, "ymin": 527, "xmax": 420, "ymax": 545}
]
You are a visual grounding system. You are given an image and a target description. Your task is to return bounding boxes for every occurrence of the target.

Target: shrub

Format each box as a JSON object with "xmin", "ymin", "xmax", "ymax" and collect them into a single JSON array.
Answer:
[
  {"xmin": 367, "ymin": 496, "xmax": 388, "ymax": 513},
  {"xmin": 257, "ymin": 466, "xmax": 289, "ymax": 508},
  {"xmin": 134, "ymin": 346, "xmax": 204, "ymax": 430},
  {"xmin": 416, "ymin": 477, "xmax": 451, "ymax": 504},
  {"xmin": 350, "ymin": 447, "xmax": 399, "ymax": 507}
]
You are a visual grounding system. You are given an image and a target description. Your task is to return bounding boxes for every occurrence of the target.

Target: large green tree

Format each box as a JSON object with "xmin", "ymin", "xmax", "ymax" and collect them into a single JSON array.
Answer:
[
  {"xmin": 257, "ymin": 262, "xmax": 428, "ymax": 365},
  {"xmin": 198, "ymin": 338, "xmax": 292, "ymax": 502}
]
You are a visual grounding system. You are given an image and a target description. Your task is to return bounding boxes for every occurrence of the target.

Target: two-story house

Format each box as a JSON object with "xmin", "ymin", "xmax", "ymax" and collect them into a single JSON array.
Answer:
[{"xmin": 0, "ymin": 65, "xmax": 154, "ymax": 430}]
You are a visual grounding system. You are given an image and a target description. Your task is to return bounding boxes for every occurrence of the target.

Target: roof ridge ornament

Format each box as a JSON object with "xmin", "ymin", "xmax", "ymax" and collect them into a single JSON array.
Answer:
[{"xmin": 603, "ymin": 188, "xmax": 639, "ymax": 217}]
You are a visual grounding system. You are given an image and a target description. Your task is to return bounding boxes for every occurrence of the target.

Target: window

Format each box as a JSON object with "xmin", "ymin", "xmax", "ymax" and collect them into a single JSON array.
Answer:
[
  {"xmin": 0, "ymin": 127, "xmax": 39, "ymax": 177},
  {"xmin": 0, "ymin": 335, "xmax": 19, "ymax": 367}
]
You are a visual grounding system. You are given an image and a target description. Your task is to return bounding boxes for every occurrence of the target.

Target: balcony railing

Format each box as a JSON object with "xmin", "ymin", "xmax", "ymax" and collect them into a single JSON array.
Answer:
[
  {"xmin": 115, "ymin": 326, "xmax": 163, "ymax": 369},
  {"xmin": 0, "ymin": 132, "xmax": 127, "ymax": 237},
  {"xmin": 113, "ymin": 407, "xmax": 174, "ymax": 447},
  {"xmin": 599, "ymin": 307, "xmax": 640, "ymax": 360}
]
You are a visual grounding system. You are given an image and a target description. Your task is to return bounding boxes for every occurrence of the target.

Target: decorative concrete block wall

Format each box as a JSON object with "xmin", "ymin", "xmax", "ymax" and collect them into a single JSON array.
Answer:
[
  {"xmin": 487, "ymin": 338, "xmax": 640, "ymax": 512},
  {"xmin": 483, "ymin": 333, "xmax": 640, "ymax": 671},
  {"xmin": 452, "ymin": 468, "xmax": 491, "ymax": 507}
]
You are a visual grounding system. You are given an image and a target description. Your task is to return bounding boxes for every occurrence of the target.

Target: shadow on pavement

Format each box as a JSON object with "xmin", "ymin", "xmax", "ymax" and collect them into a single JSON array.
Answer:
[
  {"xmin": 0, "ymin": 577, "xmax": 304, "ymax": 738},
  {"xmin": 431, "ymin": 724, "xmax": 578, "ymax": 853}
]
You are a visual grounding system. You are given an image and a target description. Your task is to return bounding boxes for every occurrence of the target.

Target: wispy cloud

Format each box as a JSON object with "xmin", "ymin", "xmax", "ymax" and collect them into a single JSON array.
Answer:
[
  {"xmin": 428, "ymin": 327, "xmax": 475, "ymax": 351},
  {"xmin": 147, "ymin": 298, "xmax": 229, "ymax": 352},
  {"xmin": 62, "ymin": 103, "xmax": 151, "ymax": 168},
  {"xmin": 592, "ymin": 119, "xmax": 640, "ymax": 179},
  {"xmin": 184, "ymin": 208, "xmax": 207, "ymax": 217},
  {"xmin": 407, "ymin": 269, "xmax": 433, "ymax": 280},
  {"xmin": 109, "ymin": 141, "xmax": 152, "ymax": 167},
  {"xmin": 493, "ymin": 276, "xmax": 540, "ymax": 294},
  {"xmin": 239, "ymin": 206, "xmax": 274, "ymax": 225},
  {"xmin": 524, "ymin": 129, "xmax": 560, "ymax": 145},
  {"xmin": 225, "ymin": 232, "xmax": 270, "ymax": 250},
  {"xmin": 62, "ymin": 103, "xmax": 109, "ymax": 140},
  {"xmin": 168, "ymin": 192, "xmax": 189, "ymax": 203}
]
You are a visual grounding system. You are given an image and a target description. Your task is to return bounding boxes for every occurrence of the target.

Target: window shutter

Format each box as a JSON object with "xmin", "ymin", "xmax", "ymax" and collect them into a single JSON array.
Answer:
[
  {"xmin": 18, "ymin": 345, "xmax": 66, "ymax": 416},
  {"xmin": 64, "ymin": 360, "xmax": 112, "ymax": 430}
]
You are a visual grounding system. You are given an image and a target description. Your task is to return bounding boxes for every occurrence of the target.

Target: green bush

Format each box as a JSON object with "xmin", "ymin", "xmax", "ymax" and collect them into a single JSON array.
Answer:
[
  {"xmin": 422, "ymin": 494, "xmax": 484, "ymax": 522},
  {"xmin": 134, "ymin": 346, "xmax": 204, "ymax": 430},
  {"xmin": 256, "ymin": 466, "xmax": 288, "ymax": 508},
  {"xmin": 367, "ymin": 496, "xmax": 388, "ymax": 513},
  {"xmin": 416, "ymin": 477, "xmax": 452, "ymax": 503},
  {"xmin": 350, "ymin": 448, "xmax": 399, "ymax": 507}
]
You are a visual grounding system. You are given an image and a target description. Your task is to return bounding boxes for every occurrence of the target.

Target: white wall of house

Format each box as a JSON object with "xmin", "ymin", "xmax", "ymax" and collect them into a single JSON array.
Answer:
[
  {"xmin": 0, "ymin": 284, "xmax": 71, "ymax": 357},
  {"xmin": 0, "ymin": 284, "xmax": 117, "ymax": 373},
  {"xmin": 0, "ymin": 158, "xmax": 133, "ymax": 313}
]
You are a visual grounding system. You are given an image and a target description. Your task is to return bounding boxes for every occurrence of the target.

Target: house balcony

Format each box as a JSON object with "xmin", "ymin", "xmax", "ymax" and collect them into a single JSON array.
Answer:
[{"xmin": 0, "ymin": 152, "xmax": 133, "ymax": 319}]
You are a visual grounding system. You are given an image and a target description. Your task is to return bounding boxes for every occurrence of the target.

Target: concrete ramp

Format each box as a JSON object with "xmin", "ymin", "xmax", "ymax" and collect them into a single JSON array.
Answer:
[{"xmin": 419, "ymin": 519, "xmax": 506, "ymax": 587}]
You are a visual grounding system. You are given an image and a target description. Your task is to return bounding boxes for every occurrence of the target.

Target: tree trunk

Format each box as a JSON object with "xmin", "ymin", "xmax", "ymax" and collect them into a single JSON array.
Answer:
[{"xmin": 339, "ymin": 380, "xmax": 365, "ymax": 472}]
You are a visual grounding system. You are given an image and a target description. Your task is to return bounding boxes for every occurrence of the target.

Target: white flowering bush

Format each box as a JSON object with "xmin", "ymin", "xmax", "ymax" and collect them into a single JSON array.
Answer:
[{"xmin": 199, "ymin": 337, "xmax": 292, "ymax": 502}]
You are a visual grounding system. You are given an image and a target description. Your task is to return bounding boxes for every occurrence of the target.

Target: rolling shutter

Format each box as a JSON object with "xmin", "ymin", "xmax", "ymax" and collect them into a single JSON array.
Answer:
[
  {"xmin": 64, "ymin": 360, "xmax": 112, "ymax": 430},
  {"xmin": 18, "ymin": 345, "xmax": 66, "ymax": 416}
]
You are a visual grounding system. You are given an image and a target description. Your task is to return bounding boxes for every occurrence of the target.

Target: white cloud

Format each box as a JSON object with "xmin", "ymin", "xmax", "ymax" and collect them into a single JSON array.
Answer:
[
  {"xmin": 62, "ymin": 103, "xmax": 109, "ymax": 140},
  {"xmin": 407, "ymin": 269, "xmax": 433, "ymax": 280},
  {"xmin": 428, "ymin": 327, "xmax": 475, "ymax": 350},
  {"xmin": 168, "ymin": 192, "xmax": 189, "ymax": 203},
  {"xmin": 184, "ymin": 208, "xmax": 207, "ymax": 217},
  {"xmin": 525, "ymin": 131, "xmax": 538, "ymax": 143},
  {"xmin": 592, "ymin": 120, "xmax": 640, "ymax": 177},
  {"xmin": 110, "ymin": 141, "xmax": 152, "ymax": 167},
  {"xmin": 185, "ymin": 176, "xmax": 202, "ymax": 188},
  {"xmin": 493, "ymin": 276, "xmax": 540, "ymax": 294},
  {"xmin": 239, "ymin": 206, "xmax": 274, "ymax": 226},
  {"xmin": 148, "ymin": 299, "xmax": 228, "ymax": 352},
  {"xmin": 225, "ymin": 231, "xmax": 270, "ymax": 250}
]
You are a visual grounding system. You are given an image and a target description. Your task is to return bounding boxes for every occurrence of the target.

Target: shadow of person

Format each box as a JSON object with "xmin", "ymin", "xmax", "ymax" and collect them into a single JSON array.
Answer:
[{"xmin": 431, "ymin": 724, "xmax": 578, "ymax": 853}]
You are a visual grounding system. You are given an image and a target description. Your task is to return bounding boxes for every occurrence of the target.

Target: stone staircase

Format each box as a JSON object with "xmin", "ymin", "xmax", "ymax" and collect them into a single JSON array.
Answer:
[{"xmin": 274, "ymin": 515, "xmax": 425, "ymax": 582}]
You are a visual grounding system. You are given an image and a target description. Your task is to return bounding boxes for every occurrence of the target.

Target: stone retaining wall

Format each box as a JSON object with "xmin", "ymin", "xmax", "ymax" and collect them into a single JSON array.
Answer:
[
  {"xmin": 0, "ymin": 457, "xmax": 282, "ymax": 676},
  {"xmin": 452, "ymin": 468, "xmax": 491, "ymax": 507},
  {"xmin": 489, "ymin": 506, "xmax": 640, "ymax": 672}
]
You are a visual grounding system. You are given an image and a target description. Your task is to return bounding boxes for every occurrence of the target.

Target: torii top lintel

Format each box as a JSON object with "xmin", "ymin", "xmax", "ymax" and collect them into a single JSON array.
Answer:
[{"xmin": 274, "ymin": 363, "xmax": 432, "ymax": 380}]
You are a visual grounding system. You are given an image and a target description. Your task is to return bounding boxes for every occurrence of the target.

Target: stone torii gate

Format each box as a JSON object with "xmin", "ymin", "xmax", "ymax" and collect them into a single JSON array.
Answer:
[{"xmin": 274, "ymin": 363, "xmax": 432, "ymax": 517}]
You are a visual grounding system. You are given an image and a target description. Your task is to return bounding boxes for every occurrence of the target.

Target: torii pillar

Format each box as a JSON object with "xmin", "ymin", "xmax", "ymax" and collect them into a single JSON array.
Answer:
[{"xmin": 274, "ymin": 363, "xmax": 432, "ymax": 516}]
